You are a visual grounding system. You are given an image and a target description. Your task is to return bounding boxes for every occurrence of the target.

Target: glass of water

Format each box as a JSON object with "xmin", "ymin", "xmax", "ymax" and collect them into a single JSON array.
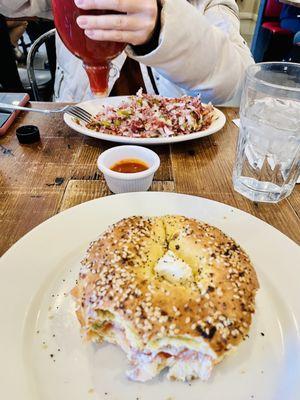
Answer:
[{"xmin": 233, "ymin": 62, "xmax": 300, "ymax": 203}]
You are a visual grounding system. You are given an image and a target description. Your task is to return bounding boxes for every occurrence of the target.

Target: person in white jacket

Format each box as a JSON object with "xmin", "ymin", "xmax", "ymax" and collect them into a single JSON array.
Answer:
[{"xmin": 0, "ymin": 0, "xmax": 254, "ymax": 104}]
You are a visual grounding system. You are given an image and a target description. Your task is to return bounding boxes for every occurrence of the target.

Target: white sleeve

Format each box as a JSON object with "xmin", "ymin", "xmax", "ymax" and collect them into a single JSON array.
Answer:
[
  {"xmin": 0, "ymin": 0, "xmax": 52, "ymax": 19},
  {"xmin": 127, "ymin": 0, "xmax": 254, "ymax": 103}
]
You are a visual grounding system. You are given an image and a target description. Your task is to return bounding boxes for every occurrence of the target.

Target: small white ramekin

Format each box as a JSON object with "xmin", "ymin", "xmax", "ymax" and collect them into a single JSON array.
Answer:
[{"xmin": 97, "ymin": 145, "xmax": 160, "ymax": 194}]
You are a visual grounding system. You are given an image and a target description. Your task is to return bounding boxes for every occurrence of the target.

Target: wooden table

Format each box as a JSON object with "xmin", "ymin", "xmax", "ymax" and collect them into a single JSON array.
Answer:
[{"xmin": 0, "ymin": 103, "xmax": 299, "ymax": 256}]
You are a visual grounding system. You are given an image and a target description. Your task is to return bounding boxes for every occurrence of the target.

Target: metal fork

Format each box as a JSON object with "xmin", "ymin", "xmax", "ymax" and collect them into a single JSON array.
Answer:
[{"xmin": 0, "ymin": 103, "xmax": 92, "ymax": 124}]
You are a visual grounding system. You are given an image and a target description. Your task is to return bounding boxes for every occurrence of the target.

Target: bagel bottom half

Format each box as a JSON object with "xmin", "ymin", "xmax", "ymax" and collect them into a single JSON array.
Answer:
[{"xmin": 72, "ymin": 215, "xmax": 259, "ymax": 382}]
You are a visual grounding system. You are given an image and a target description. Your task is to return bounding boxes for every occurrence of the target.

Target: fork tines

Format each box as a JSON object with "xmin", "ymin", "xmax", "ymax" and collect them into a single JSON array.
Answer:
[{"xmin": 67, "ymin": 106, "xmax": 92, "ymax": 124}]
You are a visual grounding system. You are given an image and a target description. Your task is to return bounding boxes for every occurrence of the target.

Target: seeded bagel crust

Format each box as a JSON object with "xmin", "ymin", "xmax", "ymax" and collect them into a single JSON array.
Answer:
[{"xmin": 72, "ymin": 216, "xmax": 259, "ymax": 369}]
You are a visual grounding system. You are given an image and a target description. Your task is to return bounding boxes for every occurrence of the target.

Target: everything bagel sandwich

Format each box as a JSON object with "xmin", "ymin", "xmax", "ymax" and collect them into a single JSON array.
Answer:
[{"xmin": 72, "ymin": 216, "xmax": 259, "ymax": 382}]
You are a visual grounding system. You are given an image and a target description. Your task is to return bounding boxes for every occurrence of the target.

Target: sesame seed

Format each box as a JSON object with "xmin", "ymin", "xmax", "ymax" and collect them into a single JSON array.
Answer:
[{"xmin": 231, "ymin": 329, "xmax": 239, "ymax": 337}]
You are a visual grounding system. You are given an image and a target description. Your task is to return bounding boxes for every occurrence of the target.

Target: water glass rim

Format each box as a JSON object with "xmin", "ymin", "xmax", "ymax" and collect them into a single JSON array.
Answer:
[{"xmin": 246, "ymin": 62, "xmax": 300, "ymax": 93}]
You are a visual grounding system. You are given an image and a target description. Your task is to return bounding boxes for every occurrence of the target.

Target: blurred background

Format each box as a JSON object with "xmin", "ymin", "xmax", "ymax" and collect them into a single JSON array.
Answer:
[{"xmin": 0, "ymin": 0, "xmax": 299, "ymax": 101}]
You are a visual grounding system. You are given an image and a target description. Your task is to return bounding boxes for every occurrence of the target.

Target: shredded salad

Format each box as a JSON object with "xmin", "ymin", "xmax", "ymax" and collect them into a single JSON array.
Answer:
[{"xmin": 86, "ymin": 91, "xmax": 214, "ymax": 138}]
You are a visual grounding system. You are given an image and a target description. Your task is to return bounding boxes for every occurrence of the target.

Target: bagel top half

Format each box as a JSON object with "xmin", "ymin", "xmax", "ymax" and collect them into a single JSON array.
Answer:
[{"xmin": 72, "ymin": 215, "xmax": 259, "ymax": 362}]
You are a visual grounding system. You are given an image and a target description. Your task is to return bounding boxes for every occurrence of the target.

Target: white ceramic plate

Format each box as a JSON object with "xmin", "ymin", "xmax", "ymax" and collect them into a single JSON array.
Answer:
[
  {"xmin": 0, "ymin": 192, "xmax": 299, "ymax": 400},
  {"xmin": 64, "ymin": 96, "xmax": 226, "ymax": 145}
]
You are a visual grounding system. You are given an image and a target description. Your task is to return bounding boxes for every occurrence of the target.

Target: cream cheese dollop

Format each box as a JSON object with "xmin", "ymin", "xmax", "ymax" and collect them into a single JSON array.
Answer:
[{"xmin": 155, "ymin": 250, "xmax": 193, "ymax": 282}]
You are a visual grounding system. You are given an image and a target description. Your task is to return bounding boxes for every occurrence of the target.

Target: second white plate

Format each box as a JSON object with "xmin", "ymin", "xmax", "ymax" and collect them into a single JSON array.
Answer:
[
  {"xmin": 0, "ymin": 193, "xmax": 299, "ymax": 400},
  {"xmin": 64, "ymin": 96, "xmax": 226, "ymax": 145}
]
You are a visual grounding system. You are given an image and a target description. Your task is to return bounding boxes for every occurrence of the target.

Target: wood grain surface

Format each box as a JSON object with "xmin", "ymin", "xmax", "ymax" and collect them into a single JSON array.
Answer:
[{"xmin": 0, "ymin": 103, "xmax": 299, "ymax": 256}]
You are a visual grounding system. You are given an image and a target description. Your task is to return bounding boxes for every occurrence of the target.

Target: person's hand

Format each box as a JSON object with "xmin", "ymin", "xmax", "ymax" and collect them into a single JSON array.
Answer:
[{"xmin": 75, "ymin": 0, "xmax": 158, "ymax": 46}]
